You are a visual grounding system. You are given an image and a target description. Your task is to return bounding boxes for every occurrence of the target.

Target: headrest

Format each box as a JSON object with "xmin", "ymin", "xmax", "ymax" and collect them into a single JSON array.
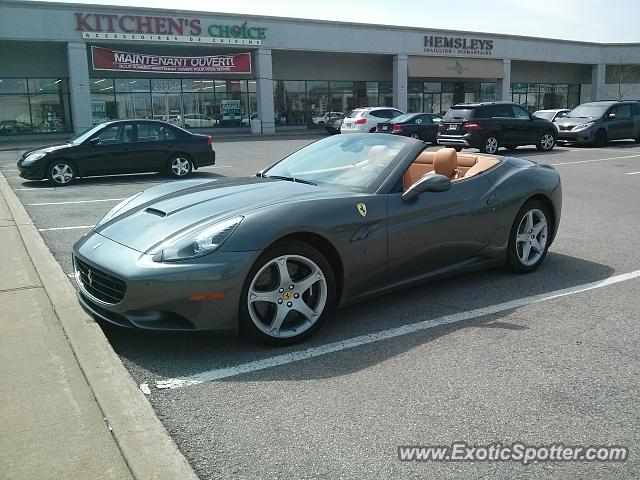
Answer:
[{"xmin": 433, "ymin": 148, "xmax": 457, "ymax": 178}]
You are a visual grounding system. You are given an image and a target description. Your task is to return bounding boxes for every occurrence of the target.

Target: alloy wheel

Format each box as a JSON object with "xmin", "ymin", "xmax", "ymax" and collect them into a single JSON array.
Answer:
[
  {"xmin": 484, "ymin": 136, "xmax": 498, "ymax": 154},
  {"xmin": 51, "ymin": 163, "xmax": 74, "ymax": 185},
  {"xmin": 171, "ymin": 157, "xmax": 191, "ymax": 177},
  {"xmin": 540, "ymin": 133, "xmax": 555, "ymax": 150},
  {"xmin": 247, "ymin": 254, "xmax": 328, "ymax": 339},
  {"xmin": 515, "ymin": 208, "xmax": 548, "ymax": 266},
  {"xmin": 410, "ymin": 133, "xmax": 420, "ymax": 139}
]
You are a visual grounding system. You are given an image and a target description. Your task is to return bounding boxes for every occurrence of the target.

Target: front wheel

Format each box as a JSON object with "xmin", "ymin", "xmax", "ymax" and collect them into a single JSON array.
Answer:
[
  {"xmin": 167, "ymin": 155, "xmax": 193, "ymax": 178},
  {"xmin": 47, "ymin": 160, "xmax": 76, "ymax": 186},
  {"xmin": 505, "ymin": 199, "xmax": 551, "ymax": 273},
  {"xmin": 480, "ymin": 134, "xmax": 499, "ymax": 154},
  {"xmin": 240, "ymin": 241, "xmax": 336, "ymax": 345},
  {"xmin": 536, "ymin": 132, "xmax": 556, "ymax": 151}
]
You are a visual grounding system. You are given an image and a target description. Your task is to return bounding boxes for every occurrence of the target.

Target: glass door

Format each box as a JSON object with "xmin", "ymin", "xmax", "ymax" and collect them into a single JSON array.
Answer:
[{"xmin": 151, "ymin": 79, "xmax": 182, "ymax": 126}]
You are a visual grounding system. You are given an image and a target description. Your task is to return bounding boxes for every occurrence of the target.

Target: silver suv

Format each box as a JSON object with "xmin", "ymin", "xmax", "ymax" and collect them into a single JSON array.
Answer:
[
  {"xmin": 340, "ymin": 107, "xmax": 404, "ymax": 133},
  {"xmin": 555, "ymin": 101, "xmax": 640, "ymax": 147}
]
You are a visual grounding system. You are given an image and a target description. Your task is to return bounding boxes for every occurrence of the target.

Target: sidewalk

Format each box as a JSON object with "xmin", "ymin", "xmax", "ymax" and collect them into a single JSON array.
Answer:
[{"xmin": 0, "ymin": 176, "xmax": 197, "ymax": 479}]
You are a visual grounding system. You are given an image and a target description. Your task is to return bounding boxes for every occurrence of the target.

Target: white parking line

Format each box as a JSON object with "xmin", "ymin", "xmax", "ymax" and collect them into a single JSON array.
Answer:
[
  {"xmin": 153, "ymin": 269, "xmax": 640, "ymax": 390},
  {"xmin": 27, "ymin": 198, "xmax": 125, "ymax": 206},
  {"xmin": 550, "ymin": 154, "xmax": 640, "ymax": 166},
  {"xmin": 626, "ymin": 171, "xmax": 640, "ymax": 175},
  {"xmin": 38, "ymin": 225, "xmax": 93, "ymax": 232}
]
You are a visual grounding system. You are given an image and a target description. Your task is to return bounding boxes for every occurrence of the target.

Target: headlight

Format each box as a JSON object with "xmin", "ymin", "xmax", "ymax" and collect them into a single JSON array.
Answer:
[
  {"xmin": 22, "ymin": 152, "xmax": 46, "ymax": 165},
  {"xmin": 572, "ymin": 121, "xmax": 595, "ymax": 131},
  {"xmin": 95, "ymin": 192, "xmax": 143, "ymax": 227},
  {"xmin": 153, "ymin": 216, "xmax": 243, "ymax": 262}
]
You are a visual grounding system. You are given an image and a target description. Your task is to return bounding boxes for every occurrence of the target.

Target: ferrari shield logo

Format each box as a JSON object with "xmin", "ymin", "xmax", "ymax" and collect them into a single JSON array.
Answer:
[{"xmin": 356, "ymin": 203, "xmax": 367, "ymax": 218}]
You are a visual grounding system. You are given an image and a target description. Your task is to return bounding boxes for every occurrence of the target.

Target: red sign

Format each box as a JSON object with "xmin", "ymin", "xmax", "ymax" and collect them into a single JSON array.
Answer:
[{"xmin": 91, "ymin": 46, "xmax": 251, "ymax": 74}]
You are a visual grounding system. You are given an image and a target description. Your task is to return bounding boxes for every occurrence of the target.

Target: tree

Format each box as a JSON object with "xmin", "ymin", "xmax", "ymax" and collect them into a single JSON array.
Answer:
[{"xmin": 608, "ymin": 54, "xmax": 640, "ymax": 101}]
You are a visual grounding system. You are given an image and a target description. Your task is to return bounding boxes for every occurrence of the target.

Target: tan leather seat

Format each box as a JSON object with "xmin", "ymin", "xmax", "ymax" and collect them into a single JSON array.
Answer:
[
  {"xmin": 433, "ymin": 148, "xmax": 458, "ymax": 179},
  {"xmin": 403, "ymin": 151, "xmax": 435, "ymax": 190},
  {"xmin": 455, "ymin": 154, "xmax": 478, "ymax": 178}
]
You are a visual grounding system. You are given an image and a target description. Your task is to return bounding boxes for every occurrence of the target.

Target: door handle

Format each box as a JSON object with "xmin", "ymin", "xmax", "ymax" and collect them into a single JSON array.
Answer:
[{"xmin": 487, "ymin": 194, "xmax": 498, "ymax": 206}]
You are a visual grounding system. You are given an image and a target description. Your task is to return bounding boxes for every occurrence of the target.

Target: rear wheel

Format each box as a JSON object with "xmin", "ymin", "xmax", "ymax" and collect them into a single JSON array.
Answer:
[
  {"xmin": 240, "ymin": 241, "xmax": 336, "ymax": 346},
  {"xmin": 480, "ymin": 134, "xmax": 499, "ymax": 154},
  {"xmin": 368, "ymin": 127, "xmax": 376, "ymax": 133},
  {"xmin": 505, "ymin": 199, "xmax": 551, "ymax": 273},
  {"xmin": 47, "ymin": 160, "xmax": 76, "ymax": 186},
  {"xmin": 592, "ymin": 129, "xmax": 607, "ymax": 147},
  {"xmin": 167, "ymin": 155, "xmax": 193, "ymax": 178},
  {"xmin": 536, "ymin": 132, "xmax": 556, "ymax": 151},
  {"xmin": 635, "ymin": 131, "xmax": 640, "ymax": 143},
  {"xmin": 410, "ymin": 133, "xmax": 421, "ymax": 140}
]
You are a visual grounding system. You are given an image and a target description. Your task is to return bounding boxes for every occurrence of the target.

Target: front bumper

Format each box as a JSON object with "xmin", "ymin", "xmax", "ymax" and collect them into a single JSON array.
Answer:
[
  {"xmin": 556, "ymin": 129, "xmax": 594, "ymax": 143},
  {"xmin": 17, "ymin": 159, "xmax": 47, "ymax": 180},
  {"xmin": 73, "ymin": 232, "xmax": 259, "ymax": 332}
]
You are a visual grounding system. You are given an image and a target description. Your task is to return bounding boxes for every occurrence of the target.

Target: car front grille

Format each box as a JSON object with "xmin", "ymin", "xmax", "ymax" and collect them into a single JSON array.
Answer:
[{"xmin": 74, "ymin": 256, "xmax": 126, "ymax": 304}]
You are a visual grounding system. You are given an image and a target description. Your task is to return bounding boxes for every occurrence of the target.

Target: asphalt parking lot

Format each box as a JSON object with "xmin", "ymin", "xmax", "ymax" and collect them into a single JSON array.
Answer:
[{"xmin": 1, "ymin": 137, "xmax": 639, "ymax": 479}]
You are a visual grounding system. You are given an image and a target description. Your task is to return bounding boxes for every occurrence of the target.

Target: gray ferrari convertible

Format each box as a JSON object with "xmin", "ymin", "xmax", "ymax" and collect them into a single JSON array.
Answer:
[{"xmin": 73, "ymin": 134, "xmax": 561, "ymax": 345}]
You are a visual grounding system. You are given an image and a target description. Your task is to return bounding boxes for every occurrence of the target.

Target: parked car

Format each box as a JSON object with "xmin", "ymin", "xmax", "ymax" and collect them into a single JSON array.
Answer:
[
  {"xmin": 17, "ymin": 119, "xmax": 215, "ymax": 186},
  {"xmin": 437, "ymin": 102, "xmax": 557, "ymax": 154},
  {"xmin": 533, "ymin": 109, "xmax": 570, "ymax": 122},
  {"xmin": 176, "ymin": 113, "xmax": 217, "ymax": 128},
  {"xmin": 324, "ymin": 114, "xmax": 345, "ymax": 134},
  {"xmin": 554, "ymin": 101, "xmax": 640, "ymax": 147},
  {"xmin": 376, "ymin": 112, "xmax": 442, "ymax": 143},
  {"xmin": 341, "ymin": 107, "xmax": 404, "ymax": 134},
  {"xmin": 72, "ymin": 134, "xmax": 561, "ymax": 345},
  {"xmin": 312, "ymin": 112, "xmax": 343, "ymax": 125}
]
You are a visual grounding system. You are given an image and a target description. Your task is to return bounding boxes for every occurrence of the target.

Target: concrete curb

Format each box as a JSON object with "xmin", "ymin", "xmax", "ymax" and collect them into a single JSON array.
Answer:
[{"xmin": 0, "ymin": 175, "xmax": 199, "ymax": 480}]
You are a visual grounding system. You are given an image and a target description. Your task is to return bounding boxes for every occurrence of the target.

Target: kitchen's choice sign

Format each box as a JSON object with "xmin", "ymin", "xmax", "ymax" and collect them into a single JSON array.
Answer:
[{"xmin": 91, "ymin": 46, "xmax": 251, "ymax": 74}]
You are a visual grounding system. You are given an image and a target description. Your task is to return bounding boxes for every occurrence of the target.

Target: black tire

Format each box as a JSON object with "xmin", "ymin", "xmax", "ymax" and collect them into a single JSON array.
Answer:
[
  {"xmin": 369, "ymin": 127, "xmax": 376, "ymax": 133},
  {"xmin": 505, "ymin": 199, "xmax": 552, "ymax": 273},
  {"xmin": 167, "ymin": 154, "xmax": 193, "ymax": 178},
  {"xmin": 410, "ymin": 132, "xmax": 421, "ymax": 140},
  {"xmin": 47, "ymin": 160, "xmax": 76, "ymax": 186},
  {"xmin": 240, "ymin": 241, "xmax": 336, "ymax": 346},
  {"xmin": 480, "ymin": 134, "xmax": 499, "ymax": 154},
  {"xmin": 592, "ymin": 129, "xmax": 607, "ymax": 148},
  {"xmin": 452, "ymin": 146, "xmax": 463, "ymax": 152},
  {"xmin": 185, "ymin": 124, "xmax": 191, "ymax": 129},
  {"xmin": 635, "ymin": 131, "xmax": 640, "ymax": 143},
  {"xmin": 536, "ymin": 131, "xmax": 556, "ymax": 151}
]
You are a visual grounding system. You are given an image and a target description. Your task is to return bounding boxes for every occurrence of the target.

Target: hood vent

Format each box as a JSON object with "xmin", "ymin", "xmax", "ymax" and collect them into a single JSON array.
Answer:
[{"xmin": 144, "ymin": 208, "xmax": 167, "ymax": 217}]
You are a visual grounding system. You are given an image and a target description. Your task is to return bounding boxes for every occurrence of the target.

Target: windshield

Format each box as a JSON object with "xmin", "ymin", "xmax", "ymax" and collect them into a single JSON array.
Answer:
[
  {"xmin": 263, "ymin": 135, "xmax": 409, "ymax": 192},
  {"xmin": 533, "ymin": 111, "xmax": 554, "ymax": 120},
  {"xmin": 566, "ymin": 104, "xmax": 609, "ymax": 119},
  {"xmin": 69, "ymin": 123, "xmax": 107, "ymax": 145}
]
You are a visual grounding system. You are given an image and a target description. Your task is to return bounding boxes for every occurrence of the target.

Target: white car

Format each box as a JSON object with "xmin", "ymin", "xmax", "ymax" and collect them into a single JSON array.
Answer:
[
  {"xmin": 312, "ymin": 111, "xmax": 344, "ymax": 125},
  {"xmin": 340, "ymin": 107, "xmax": 404, "ymax": 133},
  {"xmin": 178, "ymin": 113, "xmax": 216, "ymax": 128}
]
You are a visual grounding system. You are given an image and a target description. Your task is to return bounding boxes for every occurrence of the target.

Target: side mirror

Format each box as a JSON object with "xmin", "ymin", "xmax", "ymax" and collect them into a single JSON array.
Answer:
[
  {"xmin": 402, "ymin": 173, "xmax": 451, "ymax": 201},
  {"xmin": 88, "ymin": 137, "xmax": 100, "ymax": 146},
  {"xmin": 608, "ymin": 112, "xmax": 616, "ymax": 120}
]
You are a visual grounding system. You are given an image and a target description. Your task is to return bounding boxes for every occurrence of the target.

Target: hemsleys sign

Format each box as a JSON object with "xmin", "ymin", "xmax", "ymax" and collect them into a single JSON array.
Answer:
[{"xmin": 91, "ymin": 47, "xmax": 251, "ymax": 74}]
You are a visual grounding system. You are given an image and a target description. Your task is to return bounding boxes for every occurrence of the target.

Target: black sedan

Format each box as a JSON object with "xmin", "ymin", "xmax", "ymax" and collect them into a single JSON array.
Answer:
[
  {"xmin": 17, "ymin": 119, "xmax": 215, "ymax": 186},
  {"xmin": 73, "ymin": 135, "xmax": 561, "ymax": 345},
  {"xmin": 376, "ymin": 113, "xmax": 442, "ymax": 143}
]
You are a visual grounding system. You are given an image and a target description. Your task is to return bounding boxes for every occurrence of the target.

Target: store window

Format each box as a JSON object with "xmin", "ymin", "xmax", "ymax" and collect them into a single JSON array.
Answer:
[
  {"xmin": 0, "ymin": 78, "xmax": 71, "ymax": 135},
  {"xmin": 89, "ymin": 78, "xmax": 256, "ymax": 128},
  {"xmin": 378, "ymin": 82, "xmax": 393, "ymax": 107},
  {"xmin": 511, "ymin": 83, "xmax": 580, "ymax": 111}
]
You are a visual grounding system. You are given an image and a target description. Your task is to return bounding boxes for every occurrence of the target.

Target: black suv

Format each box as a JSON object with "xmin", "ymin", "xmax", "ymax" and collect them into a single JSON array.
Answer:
[
  {"xmin": 554, "ymin": 101, "xmax": 640, "ymax": 147},
  {"xmin": 437, "ymin": 102, "xmax": 557, "ymax": 154}
]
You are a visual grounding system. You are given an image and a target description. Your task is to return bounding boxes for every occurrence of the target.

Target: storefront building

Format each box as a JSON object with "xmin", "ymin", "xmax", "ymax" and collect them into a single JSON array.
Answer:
[{"xmin": 1, "ymin": 1, "xmax": 639, "ymax": 139}]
